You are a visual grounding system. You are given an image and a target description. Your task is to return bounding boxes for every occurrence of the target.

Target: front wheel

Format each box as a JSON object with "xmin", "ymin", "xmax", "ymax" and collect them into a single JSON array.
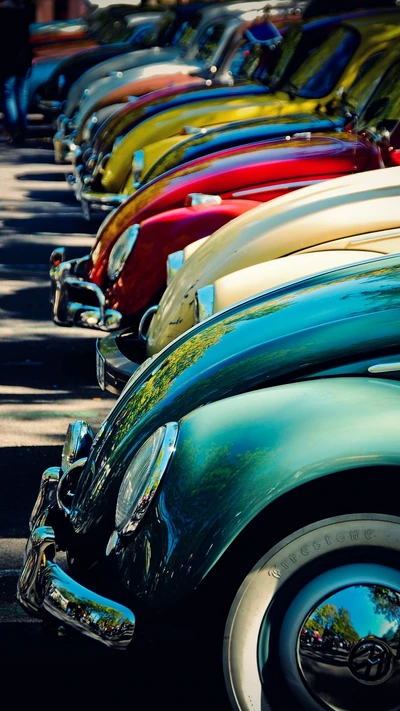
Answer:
[{"xmin": 223, "ymin": 514, "xmax": 400, "ymax": 711}]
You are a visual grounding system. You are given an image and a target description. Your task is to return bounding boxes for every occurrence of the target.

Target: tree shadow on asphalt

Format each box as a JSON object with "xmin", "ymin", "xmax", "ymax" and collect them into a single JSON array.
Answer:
[
  {"xmin": 0, "ymin": 445, "xmax": 62, "ymax": 536},
  {"xmin": 16, "ymin": 172, "xmax": 68, "ymax": 182},
  {"xmin": 0, "ymin": 239, "xmax": 92, "ymax": 264},
  {"xmin": 22, "ymin": 188, "xmax": 80, "ymax": 204},
  {"xmin": 0, "ymin": 281, "xmax": 55, "ymax": 321},
  {"xmin": 0, "ymin": 331, "xmax": 107, "ymax": 390},
  {"xmin": 0, "ymin": 213, "xmax": 96, "ymax": 238}
]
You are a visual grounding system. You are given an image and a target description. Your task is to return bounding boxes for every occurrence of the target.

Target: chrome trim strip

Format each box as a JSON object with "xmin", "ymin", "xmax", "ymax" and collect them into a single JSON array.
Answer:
[
  {"xmin": 18, "ymin": 526, "xmax": 135, "ymax": 650},
  {"xmin": 231, "ymin": 179, "xmax": 323, "ymax": 198},
  {"xmin": 368, "ymin": 363, "xmax": 400, "ymax": 373},
  {"xmin": 186, "ymin": 193, "xmax": 222, "ymax": 207},
  {"xmin": 350, "ymin": 228, "xmax": 400, "ymax": 245},
  {"xmin": 138, "ymin": 305, "xmax": 159, "ymax": 342}
]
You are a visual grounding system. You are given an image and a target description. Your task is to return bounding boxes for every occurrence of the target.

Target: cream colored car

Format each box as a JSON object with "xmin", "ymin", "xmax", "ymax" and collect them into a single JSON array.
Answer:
[
  {"xmin": 166, "ymin": 236, "xmax": 209, "ymax": 284},
  {"xmin": 193, "ymin": 250, "xmax": 384, "ymax": 323},
  {"xmin": 146, "ymin": 166, "xmax": 400, "ymax": 355}
]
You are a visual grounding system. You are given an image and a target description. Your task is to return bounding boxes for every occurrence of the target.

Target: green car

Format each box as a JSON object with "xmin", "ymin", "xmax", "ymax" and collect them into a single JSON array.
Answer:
[{"xmin": 19, "ymin": 252, "xmax": 400, "ymax": 709}]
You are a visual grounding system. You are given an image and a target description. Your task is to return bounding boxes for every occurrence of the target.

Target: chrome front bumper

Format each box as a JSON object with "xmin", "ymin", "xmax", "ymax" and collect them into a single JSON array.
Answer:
[
  {"xmin": 80, "ymin": 190, "xmax": 129, "ymax": 221},
  {"xmin": 17, "ymin": 467, "xmax": 135, "ymax": 650},
  {"xmin": 50, "ymin": 255, "xmax": 122, "ymax": 331},
  {"xmin": 96, "ymin": 329, "xmax": 142, "ymax": 395}
]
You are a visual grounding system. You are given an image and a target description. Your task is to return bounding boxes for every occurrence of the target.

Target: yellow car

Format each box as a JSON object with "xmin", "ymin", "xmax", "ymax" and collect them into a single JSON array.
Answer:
[
  {"xmin": 100, "ymin": 10, "xmax": 400, "ymax": 195},
  {"xmin": 145, "ymin": 166, "xmax": 400, "ymax": 355}
]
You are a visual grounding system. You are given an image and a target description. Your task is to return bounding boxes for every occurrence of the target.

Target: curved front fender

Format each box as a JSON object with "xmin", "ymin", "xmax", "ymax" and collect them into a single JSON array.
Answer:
[
  {"xmin": 106, "ymin": 199, "xmax": 259, "ymax": 315},
  {"xmin": 115, "ymin": 377, "xmax": 400, "ymax": 608}
]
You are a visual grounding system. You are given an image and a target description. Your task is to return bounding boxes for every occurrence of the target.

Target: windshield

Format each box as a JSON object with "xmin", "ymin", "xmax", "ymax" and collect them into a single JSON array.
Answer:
[
  {"xmin": 228, "ymin": 23, "xmax": 282, "ymax": 80},
  {"xmin": 358, "ymin": 60, "xmax": 400, "ymax": 133},
  {"xmin": 151, "ymin": 10, "xmax": 202, "ymax": 53},
  {"xmin": 196, "ymin": 21, "xmax": 228, "ymax": 66},
  {"xmin": 86, "ymin": 8, "xmax": 136, "ymax": 44},
  {"xmin": 281, "ymin": 27, "xmax": 360, "ymax": 99},
  {"xmin": 345, "ymin": 50, "xmax": 385, "ymax": 112},
  {"xmin": 263, "ymin": 24, "xmax": 359, "ymax": 98},
  {"xmin": 128, "ymin": 22, "xmax": 159, "ymax": 47}
]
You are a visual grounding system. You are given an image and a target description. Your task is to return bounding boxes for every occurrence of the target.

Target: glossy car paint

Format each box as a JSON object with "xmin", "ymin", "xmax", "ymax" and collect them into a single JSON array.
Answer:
[
  {"xmin": 100, "ymin": 11, "xmax": 400, "ymax": 193},
  {"xmin": 83, "ymin": 26, "xmax": 282, "ymax": 176},
  {"xmin": 74, "ymin": 13, "xmax": 285, "ymax": 149},
  {"xmin": 101, "ymin": 93, "xmax": 283, "ymax": 193},
  {"xmin": 126, "ymin": 40, "xmax": 400, "ymax": 189},
  {"xmin": 70, "ymin": 252, "xmax": 400, "ymax": 586},
  {"xmin": 39, "ymin": 44, "xmax": 153, "ymax": 108},
  {"xmin": 60, "ymin": 2, "xmax": 218, "ymax": 117},
  {"xmin": 77, "ymin": 80, "xmax": 268, "ymax": 148},
  {"xmin": 198, "ymin": 249, "xmax": 385, "ymax": 317},
  {"xmin": 147, "ymin": 169, "xmax": 400, "ymax": 353},
  {"xmin": 88, "ymin": 132, "xmax": 379, "ymax": 287},
  {"xmin": 70, "ymin": 2, "xmax": 275, "ymax": 132},
  {"xmin": 105, "ymin": 200, "xmax": 259, "ymax": 316},
  {"xmin": 115, "ymin": 377, "xmax": 400, "ymax": 608}
]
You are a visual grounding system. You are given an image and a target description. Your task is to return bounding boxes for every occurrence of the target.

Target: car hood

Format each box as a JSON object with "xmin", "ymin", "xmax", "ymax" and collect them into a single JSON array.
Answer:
[
  {"xmin": 147, "ymin": 167, "xmax": 400, "ymax": 352},
  {"xmin": 65, "ymin": 46, "xmax": 180, "ymax": 117},
  {"xmin": 82, "ymin": 80, "xmax": 266, "ymax": 146},
  {"xmin": 74, "ymin": 56, "xmax": 202, "ymax": 128},
  {"xmin": 89, "ymin": 132, "xmax": 377, "ymax": 283},
  {"xmin": 70, "ymin": 251, "xmax": 400, "ymax": 536},
  {"xmin": 144, "ymin": 111, "xmax": 342, "ymax": 184}
]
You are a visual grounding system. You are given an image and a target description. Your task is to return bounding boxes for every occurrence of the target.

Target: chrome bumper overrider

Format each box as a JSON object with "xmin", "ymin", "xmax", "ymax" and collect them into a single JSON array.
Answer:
[
  {"xmin": 80, "ymin": 190, "xmax": 129, "ymax": 221},
  {"xmin": 50, "ymin": 255, "xmax": 122, "ymax": 331},
  {"xmin": 17, "ymin": 468, "xmax": 135, "ymax": 650}
]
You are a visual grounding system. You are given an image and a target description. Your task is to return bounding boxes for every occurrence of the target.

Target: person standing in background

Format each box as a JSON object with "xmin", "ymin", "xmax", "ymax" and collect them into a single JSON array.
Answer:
[{"xmin": 0, "ymin": 0, "xmax": 35, "ymax": 144}]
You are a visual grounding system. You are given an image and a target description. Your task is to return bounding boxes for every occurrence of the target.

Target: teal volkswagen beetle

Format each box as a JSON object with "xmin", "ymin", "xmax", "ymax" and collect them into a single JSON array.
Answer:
[{"xmin": 19, "ymin": 252, "xmax": 400, "ymax": 709}]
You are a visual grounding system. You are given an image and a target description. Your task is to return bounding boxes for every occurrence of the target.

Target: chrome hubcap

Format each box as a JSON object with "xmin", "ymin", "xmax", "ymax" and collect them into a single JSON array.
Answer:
[
  {"xmin": 298, "ymin": 576, "xmax": 400, "ymax": 709},
  {"xmin": 262, "ymin": 564, "xmax": 400, "ymax": 710}
]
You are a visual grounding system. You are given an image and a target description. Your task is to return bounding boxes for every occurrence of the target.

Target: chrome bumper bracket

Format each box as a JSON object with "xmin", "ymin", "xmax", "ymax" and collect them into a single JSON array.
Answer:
[
  {"xmin": 17, "ymin": 526, "xmax": 135, "ymax": 650},
  {"xmin": 50, "ymin": 257, "xmax": 122, "ymax": 331},
  {"xmin": 80, "ymin": 191, "xmax": 129, "ymax": 221}
]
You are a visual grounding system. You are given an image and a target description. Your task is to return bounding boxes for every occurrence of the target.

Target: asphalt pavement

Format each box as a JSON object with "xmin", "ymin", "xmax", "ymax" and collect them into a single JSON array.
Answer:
[
  {"xmin": 0, "ymin": 135, "xmax": 232, "ymax": 709},
  {"xmin": 0, "ymin": 135, "xmax": 124, "ymax": 660}
]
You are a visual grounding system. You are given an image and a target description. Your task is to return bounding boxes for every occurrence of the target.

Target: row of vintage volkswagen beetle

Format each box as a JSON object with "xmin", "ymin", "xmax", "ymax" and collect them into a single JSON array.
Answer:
[{"xmin": 18, "ymin": 2, "xmax": 400, "ymax": 709}]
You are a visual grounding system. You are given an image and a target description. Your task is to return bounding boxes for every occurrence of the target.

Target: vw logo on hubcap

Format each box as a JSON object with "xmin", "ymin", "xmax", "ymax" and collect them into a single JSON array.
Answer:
[{"xmin": 348, "ymin": 637, "xmax": 395, "ymax": 685}]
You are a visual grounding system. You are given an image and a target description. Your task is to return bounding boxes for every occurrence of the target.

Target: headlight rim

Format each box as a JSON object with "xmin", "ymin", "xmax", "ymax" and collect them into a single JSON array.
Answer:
[
  {"xmin": 115, "ymin": 421, "xmax": 179, "ymax": 537},
  {"xmin": 107, "ymin": 223, "xmax": 140, "ymax": 282}
]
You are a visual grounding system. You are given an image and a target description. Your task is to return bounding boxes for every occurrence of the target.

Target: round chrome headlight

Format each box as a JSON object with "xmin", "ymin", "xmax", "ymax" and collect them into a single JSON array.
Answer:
[
  {"xmin": 115, "ymin": 422, "xmax": 178, "ymax": 536},
  {"xmin": 107, "ymin": 224, "xmax": 139, "ymax": 282}
]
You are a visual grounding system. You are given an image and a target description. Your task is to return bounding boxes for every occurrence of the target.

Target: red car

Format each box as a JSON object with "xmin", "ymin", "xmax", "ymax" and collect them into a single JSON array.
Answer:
[{"xmin": 50, "ymin": 129, "xmax": 384, "ymax": 331}]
